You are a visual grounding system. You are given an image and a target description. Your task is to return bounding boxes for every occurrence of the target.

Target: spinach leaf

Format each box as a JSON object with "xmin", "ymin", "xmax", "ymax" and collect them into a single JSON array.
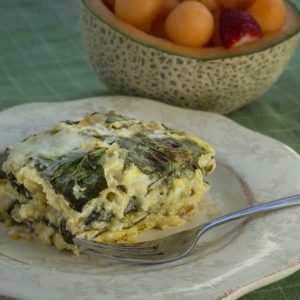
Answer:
[
  {"xmin": 104, "ymin": 111, "xmax": 133, "ymax": 124},
  {"xmin": 7, "ymin": 173, "xmax": 33, "ymax": 200},
  {"xmin": 46, "ymin": 149, "xmax": 108, "ymax": 212},
  {"xmin": 7, "ymin": 201, "xmax": 18, "ymax": 215},
  {"xmin": 117, "ymin": 135, "xmax": 174, "ymax": 176},
  {"xmin": 163, "ymin": 138, "xmax": 206, "ymax": 170},
  {"xmin": 0, "ymin": 149, "xmax": 9, "ymax": 179},
  {"xmin": 63, "ymin": 120, "xmax": 80, "ymax": 125},
  {"xmin": 59, "ymin": 219, "xmax": 74, "ymax": 244},
  {"xmin": 43, "ymin": 218, "xmax": 58, "ymax": 230},
  {"xmin": 124, "ymin": 198, "xmax": 138, "ymax": 215},
  {"xmin": 117, "ymin": 185, "xmax": 127, "ymax": 193},
  {"xmin": 117, "ymin": 134, "xmax": 206, "ymax": 176},
  {"xmin": 85, "ymin": 206, "xmax": 114, "ymax": 225}
]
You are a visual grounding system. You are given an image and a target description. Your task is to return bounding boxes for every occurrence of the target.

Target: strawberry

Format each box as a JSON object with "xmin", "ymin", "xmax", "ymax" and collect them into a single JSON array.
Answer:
[{"xmin": 219, "ymin": 8, "xmax": 262, "ymax": 49}]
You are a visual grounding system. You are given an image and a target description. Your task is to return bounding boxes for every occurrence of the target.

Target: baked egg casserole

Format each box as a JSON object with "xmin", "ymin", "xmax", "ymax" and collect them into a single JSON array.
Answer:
[{"xmin": 0, "ymin": 112, "xmax": 215, "ymax": 253}]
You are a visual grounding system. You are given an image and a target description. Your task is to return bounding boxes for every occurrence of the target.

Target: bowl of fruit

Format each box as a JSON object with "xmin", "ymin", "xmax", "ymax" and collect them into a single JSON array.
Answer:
[{"xmin": 80, "ymin": 0, "xmax": 300, "ymax": 114}]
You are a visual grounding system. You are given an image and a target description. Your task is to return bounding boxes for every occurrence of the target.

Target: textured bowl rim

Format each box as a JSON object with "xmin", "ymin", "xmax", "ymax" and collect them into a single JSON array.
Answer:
[{"xmin": 81, "ymin": 0, "xmax": 300, "ymax": 61}]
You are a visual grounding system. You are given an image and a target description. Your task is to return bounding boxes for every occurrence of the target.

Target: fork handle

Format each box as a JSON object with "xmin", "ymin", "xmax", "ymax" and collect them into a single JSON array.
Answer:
[{"xmin": 201, "ymin": 194, "xmax": 300, "ymax": 233}]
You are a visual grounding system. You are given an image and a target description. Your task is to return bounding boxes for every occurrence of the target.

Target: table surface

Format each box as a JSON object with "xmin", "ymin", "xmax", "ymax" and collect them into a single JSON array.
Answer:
[{"xmin": 0, "ymin": 0, "xmax": 299, "ymax": 299}]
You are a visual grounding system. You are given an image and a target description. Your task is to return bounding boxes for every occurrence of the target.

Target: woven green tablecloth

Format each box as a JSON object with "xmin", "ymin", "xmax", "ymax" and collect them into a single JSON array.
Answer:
[{"xmin": 0, "ymin": 0, "xmax": 299, "ymax": 299}]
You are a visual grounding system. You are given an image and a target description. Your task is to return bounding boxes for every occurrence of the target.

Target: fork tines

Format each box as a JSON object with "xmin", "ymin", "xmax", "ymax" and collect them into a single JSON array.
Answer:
[{"xmin": 74, "ymin": 238, "xmax": 161, "ymax": 256}]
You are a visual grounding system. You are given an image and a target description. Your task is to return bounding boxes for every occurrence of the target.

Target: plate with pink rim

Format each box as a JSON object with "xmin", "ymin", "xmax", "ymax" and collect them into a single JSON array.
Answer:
[{"xmin": 0, "ymin": 96, "xmax": 300, "ymax": 300}]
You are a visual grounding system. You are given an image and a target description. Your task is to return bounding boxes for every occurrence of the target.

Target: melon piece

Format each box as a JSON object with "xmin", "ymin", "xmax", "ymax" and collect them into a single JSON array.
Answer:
[
  {"xmin": 150, "ymin": 14, "xmax": 168, "ymax": 38},
  {"xmin": 102, "ymin": 0, "xmax": 115, "ymax": 10},
  {"xmin": 114, "ymin": 0, "xmax": 163, "ymax": 31},
  {"xmin": 181, "ymin": 0, "xmax": 220, "ymax": 12},
  {"xmin": 247, "ymin": 0, "xmax": 287, "ymax": 34},
  {"xmin": 149, "ymin": 0, "xmax": 181, "ymax": 38},
  {"xmin": 163, "ymin": 0, "xmax": 181, "ymax": 13},
  {"xmin": 80, "ymin": 0, "xmax": 300, "ymax": 114},
  {"xmin": 165, "ymin": 1, "xmax": 214, "ymax": 47},
  {"xmin": 218, "ymin": 0, "xmax": 255, "ymax": 9}
]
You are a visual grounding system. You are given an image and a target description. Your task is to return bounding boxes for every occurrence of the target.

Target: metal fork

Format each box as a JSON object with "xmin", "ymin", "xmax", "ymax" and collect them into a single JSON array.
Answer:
[{"xmin": 75, "ymin": 194, "xmax": 300, "ymax": 264}]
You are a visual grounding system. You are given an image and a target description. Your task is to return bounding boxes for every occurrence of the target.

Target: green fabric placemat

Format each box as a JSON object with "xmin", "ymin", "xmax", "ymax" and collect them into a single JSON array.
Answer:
[{"xmin": 0, "ymin": 0, "xmax": 299, "ymax": 299}]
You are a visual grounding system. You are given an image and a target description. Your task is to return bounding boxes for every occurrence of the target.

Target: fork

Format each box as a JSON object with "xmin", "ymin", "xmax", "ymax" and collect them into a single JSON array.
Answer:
[{"xmin": 75, "ymin": 194, "xmax": 300, "ymax": 264}]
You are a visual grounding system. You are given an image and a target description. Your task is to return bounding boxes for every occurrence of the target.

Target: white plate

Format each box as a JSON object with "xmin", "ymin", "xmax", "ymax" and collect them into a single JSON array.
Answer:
[{"xmin": 0, "ymin": 96, "xmax": 300, "ymax": 300}]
